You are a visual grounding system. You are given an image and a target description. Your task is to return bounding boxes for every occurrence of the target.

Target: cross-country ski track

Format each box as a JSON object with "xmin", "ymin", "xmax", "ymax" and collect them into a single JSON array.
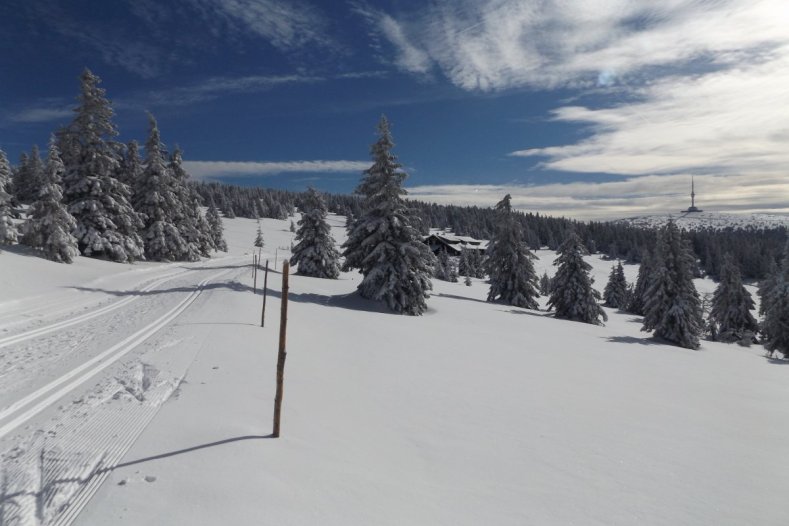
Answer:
[{"xmin": 0, "ymin": 255, "xmax": 249, "ymax": 525}]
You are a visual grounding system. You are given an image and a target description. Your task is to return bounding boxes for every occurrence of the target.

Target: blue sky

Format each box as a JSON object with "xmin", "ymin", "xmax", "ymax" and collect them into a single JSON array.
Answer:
[{"xmin": 1, "ymin": 0, "xmax": 788, "ymax": 219}]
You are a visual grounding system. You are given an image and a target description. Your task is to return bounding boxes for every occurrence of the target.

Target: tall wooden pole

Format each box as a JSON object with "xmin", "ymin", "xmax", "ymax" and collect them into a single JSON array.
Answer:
[
  {"xmin": 272, "ymin": 261, "xmax": 289, "ymax": 437},
  {"xmin": 261, "ymin": 260, "xmax": 269, "ymax": 327}
]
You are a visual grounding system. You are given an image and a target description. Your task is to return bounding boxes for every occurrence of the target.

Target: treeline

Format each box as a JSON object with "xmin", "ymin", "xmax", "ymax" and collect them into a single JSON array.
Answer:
[{"xmin": 197, "ymin": 178, "xmax": 784, "ymax": 282}]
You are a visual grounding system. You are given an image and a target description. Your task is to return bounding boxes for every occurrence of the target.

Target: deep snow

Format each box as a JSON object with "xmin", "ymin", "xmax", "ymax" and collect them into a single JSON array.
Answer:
[{"xmin": 0, "ymin": 213, "xmax": 787, "ymax": 525}]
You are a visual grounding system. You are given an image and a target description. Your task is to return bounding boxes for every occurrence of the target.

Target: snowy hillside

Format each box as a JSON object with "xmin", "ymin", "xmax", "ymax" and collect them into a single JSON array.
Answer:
[
  {"xmin": 0, "ymin": 214, "xmax": 787, "ymax": 525},
  {"xmin": 617, "ymin": 211, "xmax": 789, "ymax": 231}
]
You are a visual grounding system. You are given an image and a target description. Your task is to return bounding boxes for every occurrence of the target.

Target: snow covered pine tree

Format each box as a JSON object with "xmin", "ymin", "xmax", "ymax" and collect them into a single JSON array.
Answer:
[
  {"xmin": 627, "ymin": 249, "xmax": 653, "ymax": 315},
  {"xmin": 206, "ymin": 199, "xmax": 227, "ymax": 252},
  {"xmin": 642, "ymin": 220, "xmax": 703, "ymax": 349},
  {"xmin": 0, "ymin": 149, "xmax": 17, "ymax": 245},
  {"xmin": 23, "ymin": 140, "xmax": 79, "ymax": 263},
  {"xmin": 290, "ymin": 187, "xmax": 340, "ymax": 279},
  {"xmin": 761, "ymin": 243, "xmax": 789, "ymax": 358},
  {"xmin": 254, "ymin": 222, "xmax": 264, "ymax": 248},
  {"xmin": 484, "ymin": 194, "xmax": 539, "ymax": 309},
  {"xmin": 57, "ymin": 68, "xmax": 144, "ymax": 262},
  {"xmin": 341, "ymin": 115, "xmax": 435, "ymax": 315},
  {"xmin": 548, "ymin": 230, "xmax": 607, "ymax": 324},
  {"xmin": 133, "ymin": 113, "xmax": 188, "ymax": 261},
  {"xmin": 603, "ymin": 261, "xmax": 629, "ymax": 309},
  {"xmin": 709, "ymin": 255, "xmax": 758, "ymax": 343}
]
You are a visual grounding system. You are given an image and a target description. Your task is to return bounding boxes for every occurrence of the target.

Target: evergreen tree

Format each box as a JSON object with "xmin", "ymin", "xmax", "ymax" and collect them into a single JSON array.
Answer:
[
  {"xmin": 539, "ymin": 271, "xmax": 551, "ymax": 296},
  {"xmin": 57, "ymin": 68, "xmax": 144, "ymax": 262},
  {"xmin": 254, "ymin": 223, "xmax": 264, "ymax": 248},
  {"xmin": 169, "ymin": 147, "xmax": 212, "ymax": 259},
  {"xmin": 435, "ymin": 250, "xmax": 459, "ymax": 282},
  {"xmin": 603, "ymin": 261, "xmax": 629, "ymax": 309},
  {"xmin": 206, "ymin": 200, "xmax": 227, "ymax": 252},
  {"xmin": 134, "ymin": 114, "xmax": 187, "ymax": 261},
  {"xmin": 118, "ymin": 140, "xmax": 143, "ymax": 187},
  {"xmin": 628, "ymin": 249, "xmax": 652, "ymax": 315},
  {"xmin": 642, "ymin": 220, "xmax": 703, "ymax": 349},
  {"xmin": 0, "ymin": 149, "xmax": 17, "ymax": 244},
  {"xmin": 290, "ymin": 187, "xmax": 340, "ymax": 279},
  {"xmin": 341, "ymin": 115, "xmax": 435, "ymax": 314},
  {"xmin": 548, "ymin": 231, "xmax": 607, "ymax": 324},
  {"xmin": 757, "ymin": 258, "xmax": 778, "ymax": 318},
  {"xmin": 12, "ymin": 152, "xmax": 29, "ymax": 203},
  {"xmin": 22, "ymin": 140, "xmax": 79, "ymax": 263},
  {"xmin": 709, "ymin": 255, "xmax": 758, "ymax": 343},
  {"xmin": 13, "ymin": 146, "xmax": 44, "ymax": 203},
  {"xmin": 762, "ymin": 243, "xmax": 789, "ymax": 357},
  {"xmin": 484, "ymin": 194, "xmax": 540, "ymax": 309}
]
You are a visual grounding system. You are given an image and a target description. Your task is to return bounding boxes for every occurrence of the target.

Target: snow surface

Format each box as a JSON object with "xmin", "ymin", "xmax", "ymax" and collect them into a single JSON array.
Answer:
[
  {"xmin": 0, "ymin": 214, "xmax": 787, "ymax": 525},
  {"xmin": 617, "ymin": 211, "xmax": 789, "ymax": 231}
]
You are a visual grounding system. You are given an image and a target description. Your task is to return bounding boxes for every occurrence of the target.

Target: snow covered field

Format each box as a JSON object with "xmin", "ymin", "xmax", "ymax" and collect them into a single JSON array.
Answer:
[{"xmin": 1, "ymin": 213, "xmax": 788, "ymax": 525}]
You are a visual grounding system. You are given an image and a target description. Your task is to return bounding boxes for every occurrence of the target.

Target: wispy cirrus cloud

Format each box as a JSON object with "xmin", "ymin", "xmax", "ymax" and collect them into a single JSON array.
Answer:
[
  {"xmin": 183, "ymin": 160, "xmax": 370, "ymax": 179},
  {"xmin": 10, "ymin": 0, "xmax": 337, "ymax": 77},
  {"xmin": 182, "ymin": 0, "xmax": 333, "ymax": 52},
  {"xmin": 373, "ymin": 0, "xmax": 789, "ymax": 91}
]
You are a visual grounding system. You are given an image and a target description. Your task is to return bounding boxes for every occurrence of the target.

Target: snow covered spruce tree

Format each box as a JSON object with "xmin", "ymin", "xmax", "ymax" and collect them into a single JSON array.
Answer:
[
  {"xmin": 642, "ymin": 220, "xmax": 703, "ymax": 349},
  {"xmin": 206, "ymin": 200, "xmax": 227, "ymax": 252},
  {"xmin": 539, "ymin": 272, "xmax": 552, "ymax": 295},
  {"xmin": 118, "ymin": 140, "xmax": 142, "ymax": 187},
  {"xmin": 484, "ymin": 194, "xmax": 539, "ymax": 309},
  {"xmin": 22, "ymin": 141, "xmax": 79, "ymax": 263},
  {"xmin": 57, "ymin": 68, "xmax": 143, "ymax": 262},
  {"xmin": 627, "ymin": 249, "xmax": 652, "ymax": 315},
  {"xmin": 290, "ymin": 187, "xmax": 340, "ymax": 278},
  {"xmin": 0, "ymin": 149, "xmax": 17, "ymax": 245},
  {"xmin": 169, "ymin": 147, "xmax": 213, "ymax": 258},
  {"xmin": 709, "ymin": 255, "xmax": 758, "ymax": 343},
  {"xmin": 13, "ymin": 145, "xmax": 44, "ymax": 204},
  {"xmin": 341, "ymin": 115, "xmax": 436, "ymax": 315},
  {"xmin": 133, "ymin": 113, "xmax": 187, "ymax": 261},
  {"xmin": 761, "ymin": 243, "xmax": 789, "ymax": 358},
  {"xmin": 547, "ymin": 230, "xmax": 607, "ymax": 324},
  {"xmin": 254, "ymin": 222, "xmax": 264, "ymax": 248},
  {"xmin": 603, "ymin": 261, "xmax": 629, "ymax": 309}
]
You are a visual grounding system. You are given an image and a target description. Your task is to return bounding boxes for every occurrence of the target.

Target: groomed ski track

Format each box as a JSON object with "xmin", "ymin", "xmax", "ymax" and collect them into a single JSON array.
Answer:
[{"xmin": 0, "ymin": 257, "xmax": 249, "ymax": 525}]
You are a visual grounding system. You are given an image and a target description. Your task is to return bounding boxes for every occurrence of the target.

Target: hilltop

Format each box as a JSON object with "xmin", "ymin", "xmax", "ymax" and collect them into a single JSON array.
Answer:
[{"xmin": 617, "ymin": 211, "xmax": 789, "ymax": 231}]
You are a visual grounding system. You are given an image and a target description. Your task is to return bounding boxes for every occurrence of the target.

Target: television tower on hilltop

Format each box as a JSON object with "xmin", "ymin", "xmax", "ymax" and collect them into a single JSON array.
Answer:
[{"xmin": 683, "ymin": 177, "xmax": 702, "ymax": 213}]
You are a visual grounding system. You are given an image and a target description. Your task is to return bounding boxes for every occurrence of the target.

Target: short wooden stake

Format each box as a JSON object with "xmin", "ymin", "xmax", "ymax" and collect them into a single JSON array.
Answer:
[
  {"xmin": 272, "ymin": 261, "xmax": 289, "ymax": 438},
  {"xmin": 261, "ymin": 260, "xmax": 269, "ymax": 327}
]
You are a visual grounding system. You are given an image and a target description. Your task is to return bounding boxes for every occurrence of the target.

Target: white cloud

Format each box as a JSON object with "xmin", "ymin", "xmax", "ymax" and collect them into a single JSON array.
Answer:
[
  {"xmin": 183, "ymin": 160, "xmax": 370, "ymax": 179},
  {"xmin": 407, "ymin": 173, "xmax": 789, "ymax": 220},
  {"xmin": 372, "ymin": 0, "xmax": 789, "ymax": 216},
  {"xmin": 512, "ymin": 48, "xmax": 789, "ymax": 177},
  {"xmin": 379, "ymin": 0, "xmax": 789, "ymax": 91}
]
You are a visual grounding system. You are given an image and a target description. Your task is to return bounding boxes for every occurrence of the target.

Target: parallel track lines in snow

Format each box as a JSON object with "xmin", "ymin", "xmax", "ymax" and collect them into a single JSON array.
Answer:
[
  {"xmin": 0, "ymin": 268, "xmax": 193, "ymax": 350},
  {"xmin": 0, "ymin": 267, "xmax": 232, "ymax": 440}
]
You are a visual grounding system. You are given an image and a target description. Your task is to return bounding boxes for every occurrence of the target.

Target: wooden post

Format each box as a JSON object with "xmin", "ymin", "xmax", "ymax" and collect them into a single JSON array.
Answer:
[
  {"xmin": 272, "ymin": 261, "xmax": 289, "ymax": 438},
  {"xmin": 274, "ymin": 248, "xmax": 278, "ymax": 270},
  {"xmin": 253, "ymin": 254, "xmax": 258, "ymax": 294},
  {"xmin": 261, "ymin": 260, "xmax": 269, "ymax": 327}
]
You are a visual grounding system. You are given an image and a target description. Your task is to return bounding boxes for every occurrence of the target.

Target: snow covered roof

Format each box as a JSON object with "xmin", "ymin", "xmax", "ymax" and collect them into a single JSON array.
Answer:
[{"xmin": 424, "ymin": 231, "xmax": 489, "ymax": 251}]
